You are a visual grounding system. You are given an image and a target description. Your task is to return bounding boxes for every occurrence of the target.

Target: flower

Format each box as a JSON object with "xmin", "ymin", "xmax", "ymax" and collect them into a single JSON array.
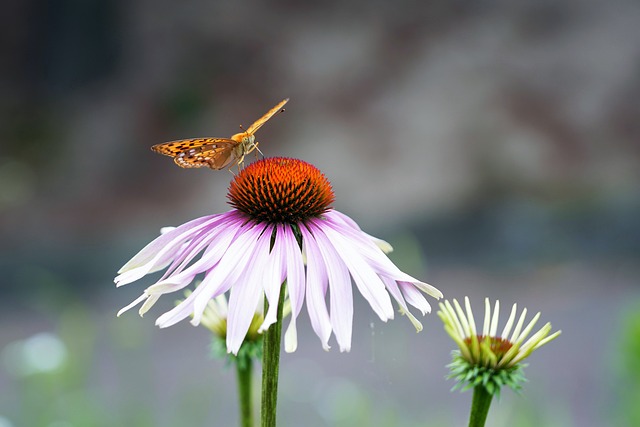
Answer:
[
  {"xmin": 193, "ymin": 291, "xmax": 264, "ymax": 366},
  {"xmin": 197, "ymin": 292, "xmax": 263, "ymax": 342},
  {"xmin": 193, "ymin": 286, "xmax": 291, "ymax": 354},
  {"xmin": 116, "ymin": 157, "xmax": 442, "ymax": 355},
  {"xmin": 438, "ymin": 297, "xmax": 561, "ymax": 395}
]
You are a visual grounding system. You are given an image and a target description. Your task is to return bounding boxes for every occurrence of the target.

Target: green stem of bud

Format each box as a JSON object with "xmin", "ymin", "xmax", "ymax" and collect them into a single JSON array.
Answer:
[{"xmin": 468, "ymin": 385, "xmax": 493, "ymax": 427}]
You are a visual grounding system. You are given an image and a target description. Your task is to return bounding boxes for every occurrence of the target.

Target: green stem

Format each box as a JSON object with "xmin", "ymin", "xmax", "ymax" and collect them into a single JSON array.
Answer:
[
  {"xmin": 468, "ymin": 386, "xmax": 493, "ymax": 427},
  {"xmin": 236, "ymin": 358, "xmax": 254, "ymax": 427},
  {"xmin": 260, "ymin": 283, "xmax": 286, "ymax": 427}
]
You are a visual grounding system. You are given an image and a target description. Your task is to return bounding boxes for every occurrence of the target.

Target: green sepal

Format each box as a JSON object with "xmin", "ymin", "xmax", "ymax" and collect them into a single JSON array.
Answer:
[
  {"xmin": 446, "ymin": 351, "xmax": 527, "ymax": 397},
  {"xmin": 210, "ymin": 335, "xmax": 263, "ymax": 370}
]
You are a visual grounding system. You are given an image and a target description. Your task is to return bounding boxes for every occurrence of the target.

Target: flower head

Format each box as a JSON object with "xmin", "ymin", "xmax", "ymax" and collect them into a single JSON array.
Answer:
[
  {"xmin": 192, "ymin": 291, "xmax": 263, "ymax": 366},
  {"xmin": 438, "ymin": 297, "xmax": 561, "ymax": 395},
  {"xmin": 116, "ymin": 158, "xmax": 442, "ymax": 355}
]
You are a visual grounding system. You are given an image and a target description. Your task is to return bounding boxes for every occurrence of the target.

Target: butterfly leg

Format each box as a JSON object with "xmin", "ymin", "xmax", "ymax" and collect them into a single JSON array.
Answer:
[
  {"xmin": 228, "ymin": 154, "xmax": 245, "ymax": 174},
  {"xmin": 254, "ymin": 142, "xmax": 264, "ymax": 160}
]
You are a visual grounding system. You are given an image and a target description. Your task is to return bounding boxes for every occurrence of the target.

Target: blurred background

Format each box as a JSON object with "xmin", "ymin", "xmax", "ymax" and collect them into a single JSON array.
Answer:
[{"xmin": 1, "ymin": 0, "xmax": 639, "ymax": 426}]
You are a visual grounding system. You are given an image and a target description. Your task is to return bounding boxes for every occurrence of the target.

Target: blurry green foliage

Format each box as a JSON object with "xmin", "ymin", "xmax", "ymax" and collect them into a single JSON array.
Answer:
[
  {"xmin": 0, "ymin": 304, "xmax": 156, "ymax": 427},
  {"xmin": 615, "ymin": 299, "xmax": 640, "ymax": 427}
]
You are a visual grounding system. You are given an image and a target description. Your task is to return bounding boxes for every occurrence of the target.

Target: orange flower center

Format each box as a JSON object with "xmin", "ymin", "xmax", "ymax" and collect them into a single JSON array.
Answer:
[
  {"xmin": 465, "ymin": 335, "xmax": 513, "ymax": 358},
  {"xmin": 228, "ymin": 158, "xmax": 335, "ymax": 224}
]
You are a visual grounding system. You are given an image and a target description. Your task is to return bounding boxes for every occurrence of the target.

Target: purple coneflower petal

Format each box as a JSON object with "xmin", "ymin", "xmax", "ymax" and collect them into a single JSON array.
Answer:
[
  {"xmin": 380, "ymin": 276, "xmax": 424, "ymax": 332},
  {"xmin": 399, "ymin": 281, "xmax": 433, "ymax": 315},
  {"xmin": 260, "ymin": 225, "xmax": 286, "ymax": 332},
  {"xmin": 317, "ymin": 219, "xmax": 395, "ymax": 322},
  {"xmin": 115, "ymin": 215, "xmax": 219, "ymax": 286},
  {"xmin": 159, "ymin": 213, "xmax": 239, "ymax": 280},
  {"xmin": 305, "ymin": 221, "xmax": 353, "ymax": 352},
  {"xmin": 226, "ymin": 226, "xmax": 274, "ymax": 354},
  {"xmin": 191, "ymin": 222, "xmax": 267, "ymax": 325},
  {"xmin": 328, "ymin": 210, "xmax": 393, "ymax": 253},
  {"xmin": 299, "ymin": 225, "xmax": 332, "ymax": 350},
  {"xmin": 281, "ymin": 225, "xmax": 306, "ymax": 353}
]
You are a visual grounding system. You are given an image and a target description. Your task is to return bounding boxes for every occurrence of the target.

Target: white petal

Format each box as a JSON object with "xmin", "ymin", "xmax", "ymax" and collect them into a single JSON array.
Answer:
[
  {"xmin": 284, "ymin": 318, "xmax": 298, "ymax": 353},
  {"xmin": 398, "ymin": 282, "xmax": 432, "ymax": 315},
  {"xmin": 382, "ymin": 277, "xmax": 423, "ymax": 332},
  {"xmin": 501, "ymin": 303, "xmax": 518, "ymax": 339},
  {"xmin": 489, "ymin": 299, "xmax": 500, "ymax": 337},
  {"xmin": 117, "ymin": 293, "xmax": 148, "ymax": 317},
  {"xmin": 139, "ymin": 294, "xmax": 161, "ymax": 316}
]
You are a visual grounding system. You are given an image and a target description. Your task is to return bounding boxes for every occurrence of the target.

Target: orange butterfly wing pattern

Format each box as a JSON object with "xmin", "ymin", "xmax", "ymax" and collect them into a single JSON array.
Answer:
[
  {"xmin": 151, "ymin": 138, "xmax": 238, "ymax": 169},
  {"xmin": 151, "ymin": 98, "xmax": 289, "ymax": 171}
]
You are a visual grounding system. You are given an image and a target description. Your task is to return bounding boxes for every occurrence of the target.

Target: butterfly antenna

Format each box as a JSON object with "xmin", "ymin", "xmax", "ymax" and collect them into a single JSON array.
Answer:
[{"xmin": 275, "ymin": 107, "xmax": 286, "ymax": 117}]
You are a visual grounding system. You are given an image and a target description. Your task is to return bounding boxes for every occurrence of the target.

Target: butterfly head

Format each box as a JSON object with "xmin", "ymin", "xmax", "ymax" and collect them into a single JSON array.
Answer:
[{"xmin": 232, "ymin": 132, "xmax": 256, "ymax": 149}]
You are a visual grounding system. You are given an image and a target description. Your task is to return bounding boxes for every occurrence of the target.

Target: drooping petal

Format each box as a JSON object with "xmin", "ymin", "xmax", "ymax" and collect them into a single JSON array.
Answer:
[
  {"xmin": 117, "ymin": 293, "xmax": 149, "ymax": 317},
  {"xmin": 324, "ymin": 212, "xmax": 442, "ymax": 300},
  {"xmin": 261, "ymin": 225, "xmax": 285, "ymax": 332},
  {"xmin": 381, "ymin": 276, "xmax": 423, "ymax": 331},
  {"xmin": 147, "ymin": 220, "xmax": 241, "ymax": 294},
  {"xmin": 139, "ymin": 294, "xmax": 161, "ymax": 316},
  {"xmin": 280, "ymin": 225, "xmax": 306, "ymax": 353},
  {"xmin": 299, "ymin": 224, "xmax": 331, "ymax": 350},
  {"xmin": 398, "ymin": 281, "xmax": 432, "ymax": 315},
  {"xmin": 156, "ymin": 287, "xmax": 202, "ymax": 328},
  {"xmin": 145, "ymin": 274, "xmax": 195, "ymax": 303},
  {"xmin": 284, "ymin": 318, "xmax": 298, "ymax": 353},
  {"xmin": 191, "ymin": 222, "xmax": 268, "ymax": 325},
  {"xmin": 306, "ymin": 222, "xmax": 353, "ymax": 352},
  {"xmin": 226, "ymin": 225, "xmax": 275, "ymax": 354},
  {"xmin": 154, "ymin": 220, "xmax": 265, "ymax": 329},
  {"xmin": 115, "ymin": 215, "xmax": 221, "ymax": 285},
  {"xmin": 327, "ymin": 210, "xmax": 393, "ymax": 253},
  {"xmin": 159, "ymin": 212, "xmax": 241, "ymax": 280},
  {"xmin": 316, "ymin": 219, "xmax": 394, "ymax": 321}
]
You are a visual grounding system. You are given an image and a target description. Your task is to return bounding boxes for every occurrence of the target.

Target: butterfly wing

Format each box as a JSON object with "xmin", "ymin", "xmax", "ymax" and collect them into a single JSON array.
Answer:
[
  {"xmin": 246, "ymin": 98, "xmax": 289, "ymax": 135},
  {"xmin": 151, "ymin": 138, "xmax": 238, "ymax": 169}
]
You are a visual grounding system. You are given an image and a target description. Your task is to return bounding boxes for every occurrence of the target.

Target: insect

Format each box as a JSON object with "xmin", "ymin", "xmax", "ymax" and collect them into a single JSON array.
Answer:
[{"xmin": 151, "ymin": 98, "xmax": 289, "ymax": 171}]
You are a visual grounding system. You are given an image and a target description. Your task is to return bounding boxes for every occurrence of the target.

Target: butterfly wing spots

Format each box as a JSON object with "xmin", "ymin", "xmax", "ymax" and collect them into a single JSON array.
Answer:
[
  {"xmin": 151, "ymin": 138, "xmax": 209, "ymax": 156},
  {"xmin": 246, "ymin": 98, "xmax": 289, "ymax": 135},
  {"xmin": 183, "ymin": 140, "xmax": 238, "ymax": 170},
  {"xmin": 152, "ymin": 138, "xmax": 238, "ymax": 169},
  {"xmin": 174, "ymin": 156, "xmax": 210, "ymax": 168}
]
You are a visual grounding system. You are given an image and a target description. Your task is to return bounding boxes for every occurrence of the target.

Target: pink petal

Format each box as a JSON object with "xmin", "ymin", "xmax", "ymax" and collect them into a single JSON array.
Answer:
[
  {"xmin": 299, "ymin": 225, "xmax": 332, "ymax": 350},
  {"xmin": 306, "ymin": 222, "xmax": 353, "ymax": 352},
  {"xmin": 226, "ymin": 227, "xmax": 274, "ymax": 354},
  {"xmin": 316, "ymin": 220, "xmax": 394, "ymax": 321}
]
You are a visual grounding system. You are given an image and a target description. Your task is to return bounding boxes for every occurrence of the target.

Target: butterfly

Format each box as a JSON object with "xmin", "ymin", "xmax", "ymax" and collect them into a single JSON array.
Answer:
[{"xmin": 151, "ymin": 98, "xmax": 289, "ymax": 171}]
